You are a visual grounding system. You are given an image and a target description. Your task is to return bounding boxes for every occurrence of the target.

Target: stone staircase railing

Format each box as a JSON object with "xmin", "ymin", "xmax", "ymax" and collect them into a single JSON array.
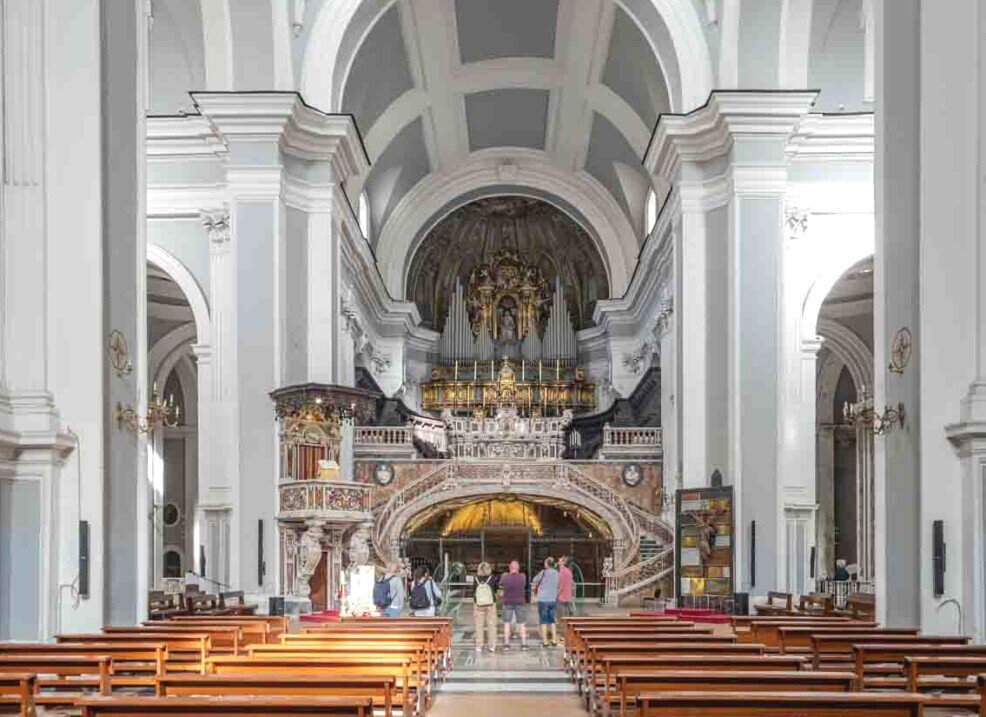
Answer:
[{"xmin": 371, "ymin": 462, "xmax": 453, "ymax": 560}]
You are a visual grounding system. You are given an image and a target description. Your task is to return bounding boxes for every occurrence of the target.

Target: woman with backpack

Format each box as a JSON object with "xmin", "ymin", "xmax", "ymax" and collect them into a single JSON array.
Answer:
[
  {"xmin": 408, "ymin": 565, "xmax": 442, "ymax": 617},
  {"xmin": 473, "ymin": 562, "xmax": 498, "ymax": 653}
]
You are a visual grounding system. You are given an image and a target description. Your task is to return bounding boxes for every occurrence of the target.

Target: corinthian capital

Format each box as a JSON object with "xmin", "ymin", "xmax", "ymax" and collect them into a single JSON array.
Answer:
[{"xmin": 200, "ymin": 207, "xmax": 231, "ymax": 244}]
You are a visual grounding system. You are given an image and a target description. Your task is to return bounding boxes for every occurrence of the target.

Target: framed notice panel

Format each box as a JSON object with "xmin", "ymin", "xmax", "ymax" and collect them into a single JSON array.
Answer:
[{"xmin": 676, "ymin": 486, "xmax": 734, "ymax": 598}]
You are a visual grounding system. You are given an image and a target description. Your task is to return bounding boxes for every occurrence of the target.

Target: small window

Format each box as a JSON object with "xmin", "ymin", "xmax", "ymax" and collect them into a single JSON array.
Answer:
[
  {"xmin": 645, "ymin": 189, "xmax": 659, "ymax": 235},
  {"xmin": 163, "ymin": 550, "xmax": 182, "ymax": 578},
  {"xmin": 358, "ymin": 192, "xmax": 371, "ymax": 240}
]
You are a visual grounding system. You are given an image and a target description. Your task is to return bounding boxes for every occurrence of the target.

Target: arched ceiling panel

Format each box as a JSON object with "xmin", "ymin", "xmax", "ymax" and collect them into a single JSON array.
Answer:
[
  {"xmin": 585, "ymin": 112, "xmax": 650, "ymax": 229},
  {"xmin": 465, "ymin": 89, "xmax": 550, "ymax": 151},
  {"xmin": 603, "ymin": 7, "xmax": 672, "ymax": 130},
  {"xmin": 364, "ymin": 117, "xmax": 432, "ymax": 243},
  {"xmin": 809, "ymin": 0, "xmax": 867, "ymax": 112},
  {"xmin": 149, "ymin": 0, "xmax": 206, "ymax": 114},
  {"xmin": 341, "ymin": 5, "xmax": 415, "ymax": 135},
  {"xmin": 455, "ymin": 0, "xmax": 559, "ymax": 63},
  {"xmin": 406, "ymin": 196, "xmax": 610, "ymax": 331}
]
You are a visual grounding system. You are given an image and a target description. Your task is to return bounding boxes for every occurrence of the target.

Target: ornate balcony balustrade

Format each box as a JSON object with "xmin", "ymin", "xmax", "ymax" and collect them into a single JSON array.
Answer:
[
  {"xmin": 278, "ymin": 479, "xmax": 372, "ymax": 522},
  {"xmin": 599, "ymin": 425, "xmax": 663, "ymax": 459}
]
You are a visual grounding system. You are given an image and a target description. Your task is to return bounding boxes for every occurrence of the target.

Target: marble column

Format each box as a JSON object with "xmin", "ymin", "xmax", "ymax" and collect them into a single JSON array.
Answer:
[
  {"xmin": 646, "ymin": 92, "xmax": 816, "ymax": 595},
  {"xmin": 193, "ymin": 93, "xmax": 369, "ymax": 595}
]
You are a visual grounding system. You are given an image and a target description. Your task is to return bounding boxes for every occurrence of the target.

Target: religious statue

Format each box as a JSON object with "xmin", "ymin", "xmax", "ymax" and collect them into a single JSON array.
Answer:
[
  {"xmin": 499, "ymin": 307, "xmax": 517, "ymax": 341},
  {"xmin": 347, "ymin": 523, "xmax": 372, "ymax": 568}
]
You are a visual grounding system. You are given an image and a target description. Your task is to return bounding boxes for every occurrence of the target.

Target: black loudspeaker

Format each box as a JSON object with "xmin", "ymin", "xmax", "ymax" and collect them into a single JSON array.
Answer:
[
  {"xmin": 750, "ymin": 520, "xmax": 757, "ymax": 588},
  {"xmin": 199, "ymin": 544, "xmax": 207, "ymax": 577},
  {"xmin": 258, "ymin": 519, "xmax": 266, "ymax": 585},
  {"xmin": 809, "ymin": 546, "xmax": 817, "ymax": 579},
  {"xmin": 78, "ymin": 520, "xmax": 90, "ymax": 599},
  {"xmin": 732, "ymin": 592, "xmax": 750, "ymax": 616},
  {"xmin": 710, "ymin": 469, "xmax": 723, "ymax": 488},
  {"xmin": 933, "ymin": 519, "xmax": 946, "ymax": 597},
  {"xmin": 269, "ymin": 596, "xmax": 285, "ymax": 616}
]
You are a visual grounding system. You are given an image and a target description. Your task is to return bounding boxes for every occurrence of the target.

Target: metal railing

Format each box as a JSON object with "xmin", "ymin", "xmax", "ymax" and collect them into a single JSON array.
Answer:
[{"xmin": 816, "ymin": 579, "xmax": 876, "ymax": 609}]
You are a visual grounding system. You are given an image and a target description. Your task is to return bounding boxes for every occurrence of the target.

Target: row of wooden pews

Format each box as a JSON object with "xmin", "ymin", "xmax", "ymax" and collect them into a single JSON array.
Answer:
[
  {"xmin": 0, "ymin": 614, "xmax": 451, "ymax": 716},
  {"xmin": 565, "ymin": 611, "xmax": 986, "ymax": 717}
]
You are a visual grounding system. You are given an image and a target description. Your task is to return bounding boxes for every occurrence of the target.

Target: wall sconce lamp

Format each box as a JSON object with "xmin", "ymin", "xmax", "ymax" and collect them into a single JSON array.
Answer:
[
  {"xmin": 116, "ymin": 385, "xmax": 180, "ymax": 435},
  {"xmin": 844, "ymin": 392, "xmax": 905, "ymax": 435}
]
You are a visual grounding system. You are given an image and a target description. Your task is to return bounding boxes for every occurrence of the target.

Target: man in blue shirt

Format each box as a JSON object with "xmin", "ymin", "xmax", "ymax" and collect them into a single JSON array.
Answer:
[{"xmin": 532, "ymin": 557, "xmax": 560, "ymax": 646}]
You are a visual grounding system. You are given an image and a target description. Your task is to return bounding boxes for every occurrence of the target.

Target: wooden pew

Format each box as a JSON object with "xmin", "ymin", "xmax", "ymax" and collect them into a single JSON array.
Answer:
[
  {"xmin": 0, "ymin": 642, "xmax": 165, "ymax": 687},
  {"xmin": 205, "ymin": 654, "xmax": 420, "ymax": 716},
  {"xmin": 798, "ymin": 593, "xmax": 835, "ymax": 615},
  {"xmin": 146, "ymin": 620, "xmax": 267, "ymax": 646},
  {"xmin": 157, "ymin": 674, "xmax": 397, "ymax": 717},
  {"xmin": 754, "ymin": 592, "xmax": 794, "ymax": 616},
  {"xmin": 0, "ymin": 655, "xmax": 110, "ymax": 708},
  {"xmin": 56, "ymin": 633, "xmax": 210, "ymax": 673},
  {"xmin": 77, "ymin": 695, "xmax": 374, "ymax": 716},
  {"xmin": 148, "ymin": 591, "xmax": 187, "ymax": 620},
  {"xmin": 906, "ymin": 655, "xmax": 986, "ymax": 692},
  {"xmin": 812, "ymin": 634, "xmax": 971, "ymax": 670},
  {"xmin": 742, "ymin": 619, "xmax": 877, "ymax": 646},
  {"xmin": 102, "ymin": 625, "xmax": 242, "ymax": 654},
  {"xmin": 276, "ymin": 640, "xmax": 439, "ymax": 677},
  {"xmin": 168, "ymin": 614, "xmax": 288, "ymax": 635},
  {"xmin": 580, "ymin": 643, "xmax": 762, "ymax": 704},
  {"xmin": 0, "ymin": 673, "xmax": 35, "ymax": 717},
  {"xmin": 219, "ymin": 591, "xmax": 257, "ymax": 615},
  {"xmin": 612, "ymin": 671, "xmax": 857, "ymax": 717},
  {"xmin": 853, "ymin": 643, "xmax": 986, "ymax": 688},
  {"xmin": 591, "ymin": 655, "xmax": 807, "ymax": 715},
  {"xmin": 776, "ymin": 626, "xmax": 918, "ymax": 654},
  {"xmin": 634, "ymin": 691, "xmax": 924, "ymax": 717},
  {"xmin": 571, "ymin": 635, "xmax": 738, "ymax": 683}
]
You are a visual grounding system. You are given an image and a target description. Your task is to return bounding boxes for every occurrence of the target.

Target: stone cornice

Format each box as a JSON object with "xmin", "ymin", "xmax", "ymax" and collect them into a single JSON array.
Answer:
[
  {"xmin": 786, "ymin": 113, "xmax": 875, "ymax": 161},
  {"xmin": 644, "ymin": 90, "xmax": 819, "ymax": 181},
  {"xmin": 146, "ymin": 115, "xmax": 227, "ymax": 159},
  {"xmin": 191, "ymin": 92, "xmax": 370, "ymax": 181}
]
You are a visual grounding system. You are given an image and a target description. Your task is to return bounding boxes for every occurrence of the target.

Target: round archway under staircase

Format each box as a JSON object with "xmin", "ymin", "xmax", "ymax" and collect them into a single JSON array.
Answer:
[{"xmin": 371, "ymin": 460, "xmax": 674, "ymax": 605}]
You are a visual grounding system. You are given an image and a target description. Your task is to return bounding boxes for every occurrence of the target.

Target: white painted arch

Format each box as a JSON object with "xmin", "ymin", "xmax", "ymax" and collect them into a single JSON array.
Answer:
[
  {"xmin": 147, "ymin": 244, "xmax": 212, "ymax": 347},
  {"xmin": 375, "ymin": 149, "xmax": 640, "ymax": 299}
]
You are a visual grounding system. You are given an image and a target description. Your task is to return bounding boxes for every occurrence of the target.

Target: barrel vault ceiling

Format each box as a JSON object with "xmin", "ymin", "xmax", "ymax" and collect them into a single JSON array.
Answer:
[{"xmin": 341, "ymin": 0, "xmax": 672, "ymax": 250}]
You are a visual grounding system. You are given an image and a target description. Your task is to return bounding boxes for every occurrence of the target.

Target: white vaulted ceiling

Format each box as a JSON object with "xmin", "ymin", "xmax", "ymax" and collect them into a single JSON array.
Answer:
[{"xmin": 313, "ymin": 0, "xmax": 694, "ymax": 295}]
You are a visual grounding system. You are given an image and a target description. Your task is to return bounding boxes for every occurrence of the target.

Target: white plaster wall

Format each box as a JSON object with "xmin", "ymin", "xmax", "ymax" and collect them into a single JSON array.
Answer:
[{"xmin": 149, "ymin": 0, "xmax": 206, "ymax": 114}]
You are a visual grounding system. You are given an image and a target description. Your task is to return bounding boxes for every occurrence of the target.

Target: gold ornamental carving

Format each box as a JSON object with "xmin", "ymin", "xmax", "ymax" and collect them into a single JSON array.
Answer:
[{"xmin": 466, "ymin": 250, "xmax": 550, "ymax": 341}]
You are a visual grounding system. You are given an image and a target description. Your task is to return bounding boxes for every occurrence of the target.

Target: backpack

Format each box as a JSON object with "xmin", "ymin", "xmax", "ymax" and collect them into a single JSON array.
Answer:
[
  {"xmin": 409, "ymin": 580, "xmax": 431, "ymax": 610},
  {"xmin": 475, "ymin": 576, "xmax": 494, "ymax": 607},
  {"xmin": 373, "ymin": 575, "xmax": 393, "ymax": 609}
]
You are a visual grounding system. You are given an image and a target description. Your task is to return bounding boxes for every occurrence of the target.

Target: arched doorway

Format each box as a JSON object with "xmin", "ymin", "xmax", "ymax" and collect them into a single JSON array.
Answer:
[
  {"xmin": 402, "ymin": 495, "xmax": 613, "ymax": 601},
  {"xmin": 813, "ymin": 257, "xmax": 874, "ymax": 595},
  {"xmin": 146, "ymin": 261, "xmax": 199, "ymax": 587}
]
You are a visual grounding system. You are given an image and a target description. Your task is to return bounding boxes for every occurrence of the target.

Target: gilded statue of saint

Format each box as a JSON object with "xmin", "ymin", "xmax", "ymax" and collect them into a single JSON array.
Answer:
[{"xmin": 500, "ymin": 309, "xmax": 516, "ymax": 341}]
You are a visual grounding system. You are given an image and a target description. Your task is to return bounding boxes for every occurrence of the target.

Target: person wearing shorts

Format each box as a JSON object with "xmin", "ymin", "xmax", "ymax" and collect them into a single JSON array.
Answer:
[
  {"xmin": 556, "ymin": 555, "xmax": 574, "ymax": 623},
  {"xmin": 498, "ymin": 560, "xmax": 529, "ymax": 650},
  {"xmin": 532, "ymin": 557, "xmax": 560, "ymax": 647}
]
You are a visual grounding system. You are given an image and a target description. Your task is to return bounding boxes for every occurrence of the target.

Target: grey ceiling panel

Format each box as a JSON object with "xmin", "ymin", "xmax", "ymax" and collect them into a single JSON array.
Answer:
[
  {"xmin": 584, "ymin": 111, "xmax": 648, "ymax": 220},
  {"xmin": 602, "ymin": 7, "xmax": 671, "ymax": 130},
  {"xmin": 341, "ymin": 6, "xmax": 414, "ymax": 135},
  {"xmin": 465, "ymin": 88, "xmax": 550, "ymax": 151},
  {"xmin": 456, "ymin": 0, "xmax": 559, "ymax": 63},
  {"xmin": 364, "ymin": 117, "xmax": 432, "ymax": 243}
]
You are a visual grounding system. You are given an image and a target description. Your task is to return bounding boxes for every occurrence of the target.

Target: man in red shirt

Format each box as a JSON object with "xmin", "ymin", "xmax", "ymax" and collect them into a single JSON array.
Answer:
[{"xmin": 556, "ymin": 555, "xmax": 574, "ymax": 627}]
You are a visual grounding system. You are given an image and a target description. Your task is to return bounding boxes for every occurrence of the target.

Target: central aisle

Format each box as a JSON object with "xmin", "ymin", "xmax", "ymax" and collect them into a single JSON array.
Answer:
[{"xmin": 430, "ymin": 694, "xmax": 587, "ymax": 716}]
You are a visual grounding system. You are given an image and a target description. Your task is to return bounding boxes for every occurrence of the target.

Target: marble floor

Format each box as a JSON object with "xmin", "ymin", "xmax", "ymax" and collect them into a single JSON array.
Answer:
[{"xmin": 429, "ymin": 694, "xmax": 587, "ymax": 716}]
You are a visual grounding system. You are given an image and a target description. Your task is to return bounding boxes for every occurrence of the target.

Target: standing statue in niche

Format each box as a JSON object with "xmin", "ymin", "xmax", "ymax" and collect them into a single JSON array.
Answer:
[{"xmin": 500, "ymin": 310, "xmax": 516, "ymax": 341}]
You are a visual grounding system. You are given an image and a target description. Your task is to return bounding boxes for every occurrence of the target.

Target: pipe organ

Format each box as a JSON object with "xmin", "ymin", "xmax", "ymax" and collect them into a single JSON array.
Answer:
[{"xmin": 427, "ymin": 251, "xmax": 591, "ymax": 417}]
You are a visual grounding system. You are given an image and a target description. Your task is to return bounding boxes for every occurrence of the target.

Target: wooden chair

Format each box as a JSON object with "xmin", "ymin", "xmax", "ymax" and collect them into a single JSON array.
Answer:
[
  {"xmin": 798, "ymin": 593, "xmax": 835, "ymax": 615},
  {"xmin": 148, "ymin": 591, "xmax": 187, "ymax": 620},
  {"xmin": 219, "ymin": 591, "xmax": 257, "ymax": 616}
]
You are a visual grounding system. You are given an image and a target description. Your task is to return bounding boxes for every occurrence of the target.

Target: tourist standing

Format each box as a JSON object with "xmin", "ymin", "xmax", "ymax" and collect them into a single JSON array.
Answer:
[
  {"xmin": 374, "ymin": 561, "xmax": 406, "ymax": 618},
  {"xmin": 532, "ymin": 557, "xmax": 560, "ymax": 647},
  {"xmin": 499, "ymin": 560, "xmax": 529, "ymax": 650},
  {"xmin": 409, "ymin": 565, "xmax": 442, "ymax": 617},
  {"xmin": 556, "ymin": 556, "xmax": 574, "ymax": 622},
  {"xmin": 473, "ymin": 562, "xmax": 498, "ymax": 652}
]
